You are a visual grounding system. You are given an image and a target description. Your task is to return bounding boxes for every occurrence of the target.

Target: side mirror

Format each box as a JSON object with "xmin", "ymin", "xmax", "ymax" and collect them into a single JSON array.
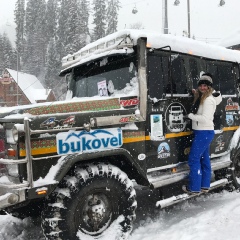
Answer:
[{"xmin": 65, "ymin": 73, "xmax": 71, "ymax": 90}]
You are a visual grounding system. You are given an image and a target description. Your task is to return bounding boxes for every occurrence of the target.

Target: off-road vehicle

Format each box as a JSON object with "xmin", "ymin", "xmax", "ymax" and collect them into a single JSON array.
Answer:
[{"xmin": 1, "ymin": 29, "xmax": 240, "ymax": 239}]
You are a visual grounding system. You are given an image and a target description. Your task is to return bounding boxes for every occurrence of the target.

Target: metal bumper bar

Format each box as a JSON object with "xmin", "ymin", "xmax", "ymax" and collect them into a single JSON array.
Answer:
[
  {"xmin": 156, "ymin": 178, "xmax": 228, "ymax": 209},
  {"xmin": 0, "ymin": 188, "xmax": 26, "ymax": 209}
]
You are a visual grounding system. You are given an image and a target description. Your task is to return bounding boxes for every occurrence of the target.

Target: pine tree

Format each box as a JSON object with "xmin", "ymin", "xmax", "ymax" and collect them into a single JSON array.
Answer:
[
  {"xmin": 45, "ymin": 38, "xmax": 60, "ymax": 89},
  {"xmin": 45, "ymin": 0, "xmax": 58, "ymax": 43},
  {"xmin": 0, "ymin": 34, "xmax": 4, "ymax": 73},
  {"xmin": 92, "ymin": 0, "xmax": 107, "ymax": 41},
  {"xmin": 0, "ymin": 33, "xmax": 15, "ymax": 71},
  {"xmin": 64, "ymin": 0, "xmax": 82, "ymax": 54},
  {"xmin": 24, "ymin": 0, "xmax": 47, "ymax": 77},
  {"xmin": 14, "ymin": 0, "xmax": 25, "ymax": 71},
  {"xmin": 56, "ymin": 0, "xmax": 69, "ymax": 59},
  {"xmin": 106, "ymin": 0, "xmax": 120, "ymax": 35},
  {"xmin": 79, "ymin": 0, "xmax": 90, "ymax": 48}
]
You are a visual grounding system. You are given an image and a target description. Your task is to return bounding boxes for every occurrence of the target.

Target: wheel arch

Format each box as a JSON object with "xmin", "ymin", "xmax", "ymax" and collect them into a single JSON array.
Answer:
[{"xmin": 52, "ymin": 149, "xmax": 149, "ymax": 191}]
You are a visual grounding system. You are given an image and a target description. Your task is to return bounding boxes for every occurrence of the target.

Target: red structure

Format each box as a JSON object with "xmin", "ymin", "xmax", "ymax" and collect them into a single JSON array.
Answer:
[{"xmin": 0, "ymin": 69, "xmax": 56, "ymax": 107}]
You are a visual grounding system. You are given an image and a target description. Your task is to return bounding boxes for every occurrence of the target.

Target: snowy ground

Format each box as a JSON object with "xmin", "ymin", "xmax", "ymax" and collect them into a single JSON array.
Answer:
[{"xmin": 0, "ymin": 189, "xmax": 240, "ymax": 240}]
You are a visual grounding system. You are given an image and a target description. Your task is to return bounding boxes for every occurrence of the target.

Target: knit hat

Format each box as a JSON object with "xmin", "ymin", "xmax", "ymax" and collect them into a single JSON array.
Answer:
[{"xmin": 197, "ymin": 73, "xmax": 213, "ymax": 87}]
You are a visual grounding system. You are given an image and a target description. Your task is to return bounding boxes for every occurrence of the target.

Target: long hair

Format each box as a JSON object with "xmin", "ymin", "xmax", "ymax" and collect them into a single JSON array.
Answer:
[
  {"xmin": 191, "ymin": 87, "xmax": 213, "ymax": 114},
  {"xmin": 193, "ymin": 87, "xmax": 213, "ymax": 104}
]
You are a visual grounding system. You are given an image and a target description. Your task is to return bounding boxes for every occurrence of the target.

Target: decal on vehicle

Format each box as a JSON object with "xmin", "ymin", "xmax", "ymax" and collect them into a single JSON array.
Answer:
[
  {"xmin": 138, "ymin": 153, "xmax": 146, "ymax": 161},
  {"xmin": 226, "ymin": 114, "xmax": 234, "ymax": 126},
  {"xmin": 40, "ymin": 117, "xmax": 57, "ymax": 128},
  {"xmin": 123, "ymin": 131, "xmax": 145, "ymax": 143},
  {"xmin": 158, "ymin": 142, "xmax": 170, "ymax": 159},
  {"xmin": 165, "ymin": 102, "xmax": 187, "ymax": 133},
  {"xmin": 225, "ymin": 98, "xmax": 239, "ymax": 111},
  {"xmin": 184, "ymin": 147, "xmax": 190, "ymax": 155},
  {"xmin": 19, "ymin": 139, "xmax": 57, "ymax": 157},
  {"xmin": 40, "ymin": 116, "xmax": 76, "ymax": 129},
  {"xmin": 57, "ymin": 128, "xmax": 122, "ymax": 155},
  {"xmin": 24, "ymin": 98, "xmax": 120, "ymax": 115},
  {"xmin": 215, "ymin": 135, "xmax": 225, "ymax": 152},
  {"xmin": 150, "ymin": 114, "xmax": 163, "ymax": 140},
  {"xmin": 120, "ymin": 115, "xmax": 139, "ymax": 123},
  {"xmin": 120, "ymin": 98, "xmax": 139, "ymax": 107}
]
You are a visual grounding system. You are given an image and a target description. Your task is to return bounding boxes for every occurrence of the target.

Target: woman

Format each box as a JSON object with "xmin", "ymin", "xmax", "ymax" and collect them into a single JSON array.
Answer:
[{"xmin": 183, "ymin": 73, "xmax": 222, "ymax": 194}]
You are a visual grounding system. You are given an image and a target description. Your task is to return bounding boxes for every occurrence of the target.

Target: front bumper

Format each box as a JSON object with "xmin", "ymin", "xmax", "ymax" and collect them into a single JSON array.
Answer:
[
  {"xmin": 0, "ymin": 157, "xmax": 28, "ymax": 209},
  {"xmin": 0, "ymin": 182, "xmax": 27, "ymax": 209}
]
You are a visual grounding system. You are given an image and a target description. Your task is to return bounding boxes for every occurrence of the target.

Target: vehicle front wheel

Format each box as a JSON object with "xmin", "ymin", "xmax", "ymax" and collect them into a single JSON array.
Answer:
[{"xmin": 41, "ymin": 163, "xmax": 137, "ymax": 240}]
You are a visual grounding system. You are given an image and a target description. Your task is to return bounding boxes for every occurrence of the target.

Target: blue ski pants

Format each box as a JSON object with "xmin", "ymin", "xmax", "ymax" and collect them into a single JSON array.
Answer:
[{"xmin": 188, "ymin": 130, "xmax": 215, "ymax": 192}]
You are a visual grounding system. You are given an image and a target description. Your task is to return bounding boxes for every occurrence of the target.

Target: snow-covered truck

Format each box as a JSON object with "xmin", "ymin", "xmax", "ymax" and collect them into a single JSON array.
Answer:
[{"xmin": 1, "ymin": 29, "xmax": 240, "ymax": 240}]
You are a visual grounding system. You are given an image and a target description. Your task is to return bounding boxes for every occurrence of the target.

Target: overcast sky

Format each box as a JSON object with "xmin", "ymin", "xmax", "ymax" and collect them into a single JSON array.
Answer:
[{"xmin": 1, "ymin": 0, "xmax": 240, "ymax": 44}]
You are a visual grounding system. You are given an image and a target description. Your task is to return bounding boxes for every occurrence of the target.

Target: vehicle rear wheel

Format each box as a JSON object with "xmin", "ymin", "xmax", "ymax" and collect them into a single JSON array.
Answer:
[
  {"xmin": 41, "ymin": 163, "xmax": 137, "ymax": 240},
  {"xmin": 229, "ymin": 149, "xmax": 240, "ymax": 189}
]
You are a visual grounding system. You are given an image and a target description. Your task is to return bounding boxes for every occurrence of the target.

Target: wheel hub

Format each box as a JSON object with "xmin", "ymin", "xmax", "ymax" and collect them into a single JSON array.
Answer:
[{"xmin": 82, "ymin": 193, "xmax": 111, "ymax": 233}]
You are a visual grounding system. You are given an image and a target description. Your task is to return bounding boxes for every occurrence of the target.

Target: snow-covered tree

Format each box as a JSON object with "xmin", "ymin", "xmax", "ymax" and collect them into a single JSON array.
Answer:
[
  {"xmin": 0, "ymin": 33, "xmax": 15, "ymax": 73},
  {"xmin": 64, "ymin": 0, "xmax": 82, "ymax": 53},
  {"xmin": 45, "ymin": 0, "xmax": 58, "ymax": 42},
  {"xmin": 129, "ymin": 22, "xmax": 145, "ymax": 30},
  {"xmin": 24, "ymin": 0, "xmax": 47, "ymax": 77},
  {"xmin": 56, "ymin": 0, "xmax": 69, "ymax": 59},
  {"xmin": 92, "ymin": 0, "xmax": 107, "ymax": 41},
  {"xmin": 78, "ymin": 0, "xmax": 90, "ymax": 48},
  {"xmin": 14, "ymin": 0, "xmax": 25, "ymax": 71},
  {"xmin": 45, "ymin": 38, "xmax": 60, "ymax": 90},
  {"xmin": 106, "ymin": 0, "xmax": 120, "ymax": 35}
]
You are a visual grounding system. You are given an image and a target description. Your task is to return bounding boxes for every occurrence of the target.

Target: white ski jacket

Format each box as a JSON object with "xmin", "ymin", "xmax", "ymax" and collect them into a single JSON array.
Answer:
[{"xmin": 188, "ymin": 92, "xmax": 222, "ymax": 130}]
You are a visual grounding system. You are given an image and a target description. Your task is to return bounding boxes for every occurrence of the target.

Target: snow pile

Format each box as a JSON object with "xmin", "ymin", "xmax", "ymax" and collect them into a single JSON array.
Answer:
[
  {"xmin": 0, "ymin": 215, "xmax": 44, "ymax": 240},
  {"xmin": 0, "ymin": 190, "xmax": 240, "ymax": 239}
]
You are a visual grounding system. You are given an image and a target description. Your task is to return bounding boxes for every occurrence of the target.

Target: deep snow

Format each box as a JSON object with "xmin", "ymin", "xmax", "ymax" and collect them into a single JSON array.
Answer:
[{"xmin": 0, "ymin": 189, "xmax": 239, "ymax": 240}]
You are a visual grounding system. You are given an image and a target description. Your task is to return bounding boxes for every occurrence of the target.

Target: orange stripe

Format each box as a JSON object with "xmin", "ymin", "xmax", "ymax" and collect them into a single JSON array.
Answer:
[
  {"xmin": 19, "ymin": 126, "xmax": 239, "ymax": 156},
  {"xmin": 165, "ymin": 131, "xmax": 192, "ymax": 138},
  {"xmin": 123, "ymin": 136, "xmax": 145, "ymax": 143},
  {"xmin": 20, "ymin": 146, "xmax": 57, "ymax": 157},
  {"xmin": 223, "ymin": 126, "xmax": 239, "ymax": 131}
]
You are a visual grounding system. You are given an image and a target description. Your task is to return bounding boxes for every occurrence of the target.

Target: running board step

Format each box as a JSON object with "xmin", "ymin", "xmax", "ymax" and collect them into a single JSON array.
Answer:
[{"xmin": 156, "ymin": 178, "xmax": 229, "ymax": 209}]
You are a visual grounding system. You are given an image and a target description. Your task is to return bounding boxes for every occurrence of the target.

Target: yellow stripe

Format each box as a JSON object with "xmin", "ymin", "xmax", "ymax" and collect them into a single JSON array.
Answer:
[
  {"xmin": 165, "ymin": 131, "xmax": 193, "ymax": 138},
  {"xmin": 223, "ymin": 126, "xmax": 239, "ymax": 131},
  {"xmin": 123, "ymin": 136, "xmax": 145, "ymax": 143},
  {"xmin": 20, "ymin": 146, "xmax": 57, "ymax": 157},
  {"xmin": 19, "ymin": 126, "xmax": 240, "ymax": 156}
]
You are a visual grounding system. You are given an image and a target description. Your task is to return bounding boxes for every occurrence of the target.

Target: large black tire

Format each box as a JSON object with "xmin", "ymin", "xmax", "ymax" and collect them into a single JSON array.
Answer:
[
  {"xmin": 41, "ymin": 163, "xmax": 137, "ymax": 240},
  {"xmin": 229, "ymin": 149, "xmax": 240, "ymax": 189}
]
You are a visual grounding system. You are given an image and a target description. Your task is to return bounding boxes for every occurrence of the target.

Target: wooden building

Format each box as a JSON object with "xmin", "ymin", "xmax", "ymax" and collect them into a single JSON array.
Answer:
[{"xmin": 0, "ymin": 68, "xmax": 56, "ymax": 107}]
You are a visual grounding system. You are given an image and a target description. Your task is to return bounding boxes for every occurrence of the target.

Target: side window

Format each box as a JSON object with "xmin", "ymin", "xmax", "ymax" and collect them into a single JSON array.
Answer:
[
  {"xmin": 171, "ymin": 55, "xmax": 187, "ymax": 94},
  {"xmin": 147, "ymin": 54, "xmax": 168, "ymax": 98},
  {"xmin": 147, "ymin": 53, "xmax": 187, "ymax": 97},
  {"xmin": 207, "ymin": 62, "xmax": 235, "ymax": 94},
  {"xmin": 189, "ymin": 59, "xmax": 199, "ymax": 89}
]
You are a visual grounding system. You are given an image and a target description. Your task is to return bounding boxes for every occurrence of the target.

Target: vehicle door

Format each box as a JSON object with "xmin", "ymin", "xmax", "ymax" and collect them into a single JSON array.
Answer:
[
  {"xmin": 205, "ymin": 61, "xmax": 240, "ymax": 155},
  {"xmin": 146, "ymin": 50, "xmax": 193, "ymax": 170}
]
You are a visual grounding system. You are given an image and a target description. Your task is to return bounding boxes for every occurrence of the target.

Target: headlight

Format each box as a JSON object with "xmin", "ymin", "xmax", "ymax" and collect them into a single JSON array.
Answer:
[
  {"xmin": 12, "ymin": 126, "xmax": 19, "ymax": 142},
  {"xmin": 6, "ymin": 164, "xmax": 19, "ymax": 177},
  {"xmin": 6, "ymin": 124, "xmax": 24, "ymax": 144}
]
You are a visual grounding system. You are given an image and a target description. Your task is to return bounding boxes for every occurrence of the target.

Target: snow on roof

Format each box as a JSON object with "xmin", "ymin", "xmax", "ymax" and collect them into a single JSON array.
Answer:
[
  {"xmin": 61, "ymin": 29, "xmax": 240, "ymax": 74},
  {"xmin": 217, "ymin": 28, "xmax": 240, "ymax": 48},
  {"xmin": 34, "ymin": 89, "xmax": 52, "ymax": 101},
  {"xmin": 6, "ymin": 69, "xmax": 51, "ymax": 103}
]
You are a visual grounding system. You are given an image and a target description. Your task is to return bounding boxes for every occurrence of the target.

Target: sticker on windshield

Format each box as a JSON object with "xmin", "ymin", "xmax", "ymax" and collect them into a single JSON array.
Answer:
[
  {"xmin": 98, "ymin": 80, "xmax": 108, "ymax": 97},
  {"xmin": 56, "ymin": 128, "xmax": 122, "ymax": 155}
]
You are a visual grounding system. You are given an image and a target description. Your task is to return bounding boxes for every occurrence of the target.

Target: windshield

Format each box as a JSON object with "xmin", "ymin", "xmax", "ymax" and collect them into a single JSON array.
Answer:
[{"xmin": 70, "ymin": 54, "xmax": 138, "ymax": 98}]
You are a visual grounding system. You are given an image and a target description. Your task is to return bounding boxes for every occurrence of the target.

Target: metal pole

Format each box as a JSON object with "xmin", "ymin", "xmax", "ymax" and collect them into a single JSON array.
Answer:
[
  {"xmin": 16, "ymin": 50, "xmax": 19, "ymax": 105},
  {"xmin": 187, "ymin": 0, "xmax": 191, "ymax": 38},
  {"xmin": 24, "ymin": 118, "xmax": 33, "ymax": 188},
  {"xmin": 163, "ymin": 0, "xmax": 168, "ymax": 34}
]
